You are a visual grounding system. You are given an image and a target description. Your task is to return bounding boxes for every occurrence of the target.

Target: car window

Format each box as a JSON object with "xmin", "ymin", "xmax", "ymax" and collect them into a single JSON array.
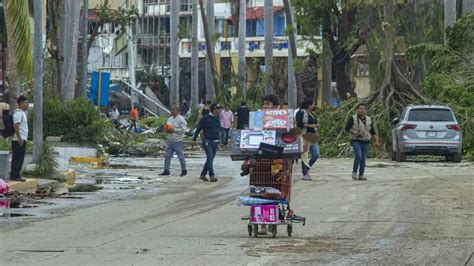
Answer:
[{"xmin": 407, "ymin": 109, "xmax": 455, "ymax": 122}]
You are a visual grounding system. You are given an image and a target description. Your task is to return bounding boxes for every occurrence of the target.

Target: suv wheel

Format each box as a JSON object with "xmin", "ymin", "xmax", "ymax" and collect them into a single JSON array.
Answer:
[{"xmin": 452, "ymin": 153, "xmax": 462, "ymax": 163}]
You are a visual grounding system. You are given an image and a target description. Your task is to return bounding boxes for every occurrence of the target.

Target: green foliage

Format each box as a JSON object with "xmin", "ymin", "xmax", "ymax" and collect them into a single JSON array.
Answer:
[
  {"xmin": 39, "ymin": 97, "xmax": 111, "ymax": 144},
  {"xmin": 405, "ymin": 14, "xmax": 474, "ymax": 158},
  {"xmin": 4, "ymin": 0, "xmax": 33, "ymax": 81},
  {"xmin": 25, "ymin": 143, "xmax": 59, "ymax": 178}
]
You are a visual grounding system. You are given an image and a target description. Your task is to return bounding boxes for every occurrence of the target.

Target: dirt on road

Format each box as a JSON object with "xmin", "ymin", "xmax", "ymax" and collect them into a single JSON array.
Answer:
[{"xmin": 0, "ymin": 155, "xmax": 472, "ymax": 265}]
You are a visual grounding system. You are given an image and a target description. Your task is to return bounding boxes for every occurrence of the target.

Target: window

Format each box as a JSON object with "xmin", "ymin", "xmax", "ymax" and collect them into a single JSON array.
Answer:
[{"xmin": 407, "ymin": 109, "xmax": 455, "ymax": 122}]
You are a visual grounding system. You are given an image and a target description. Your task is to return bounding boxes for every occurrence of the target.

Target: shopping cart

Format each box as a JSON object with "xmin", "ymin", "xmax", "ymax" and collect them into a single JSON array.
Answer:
[{"xmin": 240, "ymin": 159, "xmax": 306, "ymax": 238}]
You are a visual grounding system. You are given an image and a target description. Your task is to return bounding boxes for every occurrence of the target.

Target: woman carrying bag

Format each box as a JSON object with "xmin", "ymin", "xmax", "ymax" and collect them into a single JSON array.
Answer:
[{"xmin": 296, "ymin": 100, "xmax": 320, "ymax": 180}]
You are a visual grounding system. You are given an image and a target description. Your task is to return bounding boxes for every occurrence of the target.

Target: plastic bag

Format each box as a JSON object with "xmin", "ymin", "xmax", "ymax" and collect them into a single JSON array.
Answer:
[{"xmin": 0, "ymin": 179, "xmax": 10, "ymax": 194}]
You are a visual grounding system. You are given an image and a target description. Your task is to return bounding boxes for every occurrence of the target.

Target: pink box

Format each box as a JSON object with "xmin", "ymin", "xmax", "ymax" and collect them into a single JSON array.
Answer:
[{"xmin": 250, "ymin": 205, "xmax": 278, "ymax": 224}]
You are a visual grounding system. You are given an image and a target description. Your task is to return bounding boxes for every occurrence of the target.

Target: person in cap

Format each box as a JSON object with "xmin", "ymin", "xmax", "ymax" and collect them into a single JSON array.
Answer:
[
  {"xmin": 10, "ymin": 95, "xmax": 29, "ymax": 182},
  {"xmin": 192, "ymin": 103, "xmax": 222, "ymax": 182}
]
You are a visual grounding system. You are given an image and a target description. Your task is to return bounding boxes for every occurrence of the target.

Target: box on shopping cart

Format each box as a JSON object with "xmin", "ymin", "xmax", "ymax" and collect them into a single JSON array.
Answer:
[{"xmin": 250, "ymin": 204, "xmax": 279, "ymax": 224}]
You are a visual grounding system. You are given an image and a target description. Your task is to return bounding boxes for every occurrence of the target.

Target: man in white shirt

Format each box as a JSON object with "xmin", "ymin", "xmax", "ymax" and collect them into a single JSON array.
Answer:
[
  {"xmin": 160, "ymin": 104, "xmax": 188, "ymax": 177},
  {"xmin": 11, "ymin": 95, "xmax": 29, "ymax": 182}
]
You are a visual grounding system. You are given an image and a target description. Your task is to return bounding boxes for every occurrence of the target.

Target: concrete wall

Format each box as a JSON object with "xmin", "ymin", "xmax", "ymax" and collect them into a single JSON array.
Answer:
[{"xmin": 52, "ymin": 143, "xmax": 97, "ymax": 172}]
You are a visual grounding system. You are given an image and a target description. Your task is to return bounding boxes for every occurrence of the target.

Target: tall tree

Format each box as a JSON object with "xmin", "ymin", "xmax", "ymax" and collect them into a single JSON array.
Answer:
[
  {"xmin": 3, "ymin": 0, "xmax": 33, "ymax": 110},
  {"xmin": 170, "ymin": 0, "xmax": 180, "ymax": 105},
  {"xmin": 32, "ymin": 0, "xmax": 44, "ymax": 164},
  {"xmin": 294, "ymin": 1, "xmax": 376, "ymax": 101},
  {"xmin": 79, "ymin": 0, "xmax": 89, "ymax": 98},
  {"xmin": 61, "ymin": 0, "xmax": 81, "ymax": 101},
  {"xmin": 264, "ymin": 0, "xmax": 274, "ymax": 95},
  {"xmin": 444, "ymin": 0, "xmax": 457, "ymax": 43},
  {"xmin": 191, "ymin": 0, "xmax": 199, "ymax": 110},
  {"xmin": 237, "ymin": 0, "xmax": 247, "ymax": 97},
  {"xmin": 205, "ymin": 0, "xmax": 216, "ymax": 101},
  {"xmin": 282, "ymin": 0, "xmax": 299, "ymax": 108},
  {"xmin": 199, "ymin": 0, "xmax": 219, "ymax": 101}
]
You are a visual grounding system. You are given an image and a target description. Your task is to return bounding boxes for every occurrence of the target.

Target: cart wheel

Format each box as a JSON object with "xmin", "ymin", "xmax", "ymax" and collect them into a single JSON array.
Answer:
[
  {"xmin": 271, "ymin": 225, "xmax": 277, "ymax": 238},
  {"xmin": 253, "ymin": 225, "xmax": 259, "ymax": 238},
  {"xmin": 287, "ymin": 224, "xmax": 292, "ymax": 237},
  {"xmin": 248, "ymin": 224, "xmax": 253, "ymax": 237}
]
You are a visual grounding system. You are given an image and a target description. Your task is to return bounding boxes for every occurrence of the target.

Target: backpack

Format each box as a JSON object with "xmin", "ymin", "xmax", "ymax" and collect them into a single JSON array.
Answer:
[{"xmin": 1, "ymin": 110, "xmax": 20, "ymax": 138}]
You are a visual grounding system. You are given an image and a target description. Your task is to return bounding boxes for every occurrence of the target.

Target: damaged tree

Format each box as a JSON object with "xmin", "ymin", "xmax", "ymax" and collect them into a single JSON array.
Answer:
[{"xmin": 366, "ymin": 0, "xmax": 426, "ymax": 110}]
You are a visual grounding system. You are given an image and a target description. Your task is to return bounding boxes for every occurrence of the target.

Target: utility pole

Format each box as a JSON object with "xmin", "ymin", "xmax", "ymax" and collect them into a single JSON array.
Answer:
[
  {"xmin": 80, "ymin": 0, "xmax": 89, "ymax": 98},
  {"xmin": 264, "ymin": 0, "xmax": 274, "ymax": 95},
  {"xmin": 170, "ymin": 0, "xmax": 180, "ymax": 105}
]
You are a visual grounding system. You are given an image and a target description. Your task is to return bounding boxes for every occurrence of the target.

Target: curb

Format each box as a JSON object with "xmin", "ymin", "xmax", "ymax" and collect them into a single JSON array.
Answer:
[{"xmin": 7, "ymin": 179, "xmax": 37, "ymax": 193}]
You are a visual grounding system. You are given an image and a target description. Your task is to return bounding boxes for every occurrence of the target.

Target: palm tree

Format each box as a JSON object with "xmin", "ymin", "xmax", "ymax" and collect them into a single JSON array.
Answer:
[
  {"xmin": 205, "ymin": 0, "xmax": 216, "ymax": 101},
  {"xmin": 237, "ymin": 0, "xmax": 247, "ymax": 97},
  {"xmin": 283, "ymin": 0, "xmax": 296, "ymax": 109},
  {"xmin": 264, "ymin": 0, "xmax": 274, "ymax": 95},
  {"xmin": 32, "ymin": 0, "xmax": 44, "ymax": 164},
  {"xmin": 191, "ymin": 0, "xmax": 199, "ymax": 111},
  {"xmin": 3, "ymin": 0, "xmax": 33, "ymax": 110},
  {"xmin": 79, "ymin": 0, "xmax": 89, "ymax": 98},
  {"xmin": 170, "ymin": 0, "xmax": 180, "ymax": 105},
  {"xmin": 61, "ymin": 0, "xmax": 81, "ymax": 101},
  {"xmin": 444, "ymin": 0, "xmax": 456, "ymax": 42}
]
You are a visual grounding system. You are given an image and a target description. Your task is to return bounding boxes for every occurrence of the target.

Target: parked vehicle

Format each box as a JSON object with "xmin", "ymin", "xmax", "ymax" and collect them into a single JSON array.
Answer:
[{"xmin": 391, "ymin": 105, "xmax": 462, "ymax": 162}]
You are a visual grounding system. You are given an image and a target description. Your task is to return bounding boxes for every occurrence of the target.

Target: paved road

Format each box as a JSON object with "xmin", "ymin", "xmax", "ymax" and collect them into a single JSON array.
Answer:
[{"xmin": 1, "ymin": 156, "xmax": 473, "ymax": 265}]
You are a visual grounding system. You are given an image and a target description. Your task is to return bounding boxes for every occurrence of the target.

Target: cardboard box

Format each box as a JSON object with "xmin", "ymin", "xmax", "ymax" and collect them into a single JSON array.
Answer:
[{"xmin": 251, "ymin": 204, "xmax": 279, "ymax": 224}]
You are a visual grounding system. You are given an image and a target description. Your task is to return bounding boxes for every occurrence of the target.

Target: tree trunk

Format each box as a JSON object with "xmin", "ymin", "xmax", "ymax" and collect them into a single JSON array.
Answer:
[
  {"xmin": 237, "ymin": 0, "xmax": 247, "ymax": 97},
  {"xmin": 78, "ymin": 0, "xmax": 89, "ymax": 99},
  {"xmin": 444, "ymin": 0, "xmax": 457, "ymax": 42},
  {"xmin": 283, "ymin": 0, "xmax": 296, "ymax": 108},
  {"xmin": 170, "ymin": 0, "xmax": 180, "ymax": 105},
  {"xmin": 32, "ymin": 0, "xmax": 44, "ymax": 164},
  {"xmin": 264, "ymin": 0, "xmax": 274, "ymax": 95},
  {"xmin": 4, "ymin": 0, "xmax": 19, "ymax": 111},
  {"xmin": 191, "ymin": 0, "xmax": 199, "ymax": 111},
  {"xmin": 205, "ymin": 0, "xmax": 216, "ymax": 101},
  {"xmin": 333, "ymin": 55, "xmax": 355, "ymax": 100},
  {"xmin": 61, "ymin": 0, "xmax": 81, "ymax": 101},
  {"xmin": 321, "ymin": 39, "xmax": 332, "ymax": 107},
  {"xmin": 462, "ymin": 0, "xmax": 474, "ymax": 15}
]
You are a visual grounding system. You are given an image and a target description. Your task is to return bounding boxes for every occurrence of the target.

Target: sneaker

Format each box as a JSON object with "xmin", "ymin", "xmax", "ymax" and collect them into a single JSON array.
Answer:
[
  {"xmin": 358, "ymin": 175, "xmax": 367, "ymax": 181},
  {"xmin": 180, "ymin": 170, "xmax": 187, "ymax": 177},
  {"xmin": 159, "ymin": 170, "xmax": 170, "ymax": 176},
  {"xmin": 200, "ymin": 175, "xmax": 209, "ymax": 182},
  {"xmin": 352, "ymin": 172, "xmax": 358, "ymax": 180},
  {"xmin": 209, "ymin": 176, "xmax": 218, "ymax": 182},
  {"xmin": 302, "ymin": 174, "xmax": 312, "ymax": 180}
]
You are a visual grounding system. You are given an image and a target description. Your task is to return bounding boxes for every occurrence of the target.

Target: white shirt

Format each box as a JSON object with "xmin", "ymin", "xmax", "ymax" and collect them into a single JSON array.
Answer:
[
  {"xmin": 13, "ymin": 109, "xmax": 28, "ymax": 141},
  {"xmin": 109, "ymin": 109, "xmax": 120, "ymax": 120}
]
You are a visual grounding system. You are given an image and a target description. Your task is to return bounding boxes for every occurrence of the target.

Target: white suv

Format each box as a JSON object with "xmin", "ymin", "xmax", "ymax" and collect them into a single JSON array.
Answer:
[{"xmin": 391, "ymin": 105, "xmax": 462, "ymax": 162}]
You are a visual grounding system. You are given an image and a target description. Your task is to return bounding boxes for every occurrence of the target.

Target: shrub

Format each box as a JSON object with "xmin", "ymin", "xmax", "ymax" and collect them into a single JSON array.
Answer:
[{"xmin": 31, "ymin": 97, "xmax": 111, "ymax": 145}]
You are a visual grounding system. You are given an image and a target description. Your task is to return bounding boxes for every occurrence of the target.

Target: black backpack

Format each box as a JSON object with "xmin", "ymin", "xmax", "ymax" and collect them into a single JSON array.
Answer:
[{"xmin": 1, "ymin": 110, "xmax": 20, "ymax": 138}]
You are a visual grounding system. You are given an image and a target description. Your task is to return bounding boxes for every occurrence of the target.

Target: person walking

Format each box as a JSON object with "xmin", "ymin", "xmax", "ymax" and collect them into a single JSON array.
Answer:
[
  {"xmin": 235, "ymin": 101, "xmax": 250, "ymax": 129},
  {"xmin": 296, "ymin": 99, "xmax": 320, "ymax": 180},
  {"xmin": 109, "ymin": 104, "xmax": 120, "ymax": 126},
  {"xmin": 160, "ymin": 104, "xmax": 188, "ymax": 177},
  {"xmin": 345, "ymin": 102, "xmax": 380, "ymax": 181},
  {"xmin": 220, "ymin": 104, "xmax": 233, "ymax": 147},
  {"xmin": 10, "ymin": 95, "xmax": 29, "ymax": 182},
  {"xmin": 128, "ymin": 105, "xmax": 139, "ymax": 132},
  {"xmin": 192, "ymin": 103, "xmax": 222, "ymax": 182}
]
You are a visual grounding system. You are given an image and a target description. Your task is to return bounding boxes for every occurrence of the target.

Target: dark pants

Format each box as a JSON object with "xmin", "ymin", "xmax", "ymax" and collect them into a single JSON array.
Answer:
[
  {"xmin": 11, "ymin": 141, "xmax": 26, "ymax": 179},
  {"xmin": 128, "ymin": 120, "xmax": 137, "ymax": 132},
  {"xmin": 201, "ymin": 140, "xmax": 219, "ymax": 177},
  {"xmin": 220, "ymin": 127, "xmax": 230, "ymax": 145},
  {"xmin": 351, "ymin": 140, "xmax": 369, "ymax": 176}
]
